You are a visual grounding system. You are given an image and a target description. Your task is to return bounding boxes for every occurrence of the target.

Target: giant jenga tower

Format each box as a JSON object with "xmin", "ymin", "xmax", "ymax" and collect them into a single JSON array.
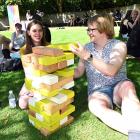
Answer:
[{"xmin": 21, "ymin": 43, "xmax": 78, "ymax": 136}]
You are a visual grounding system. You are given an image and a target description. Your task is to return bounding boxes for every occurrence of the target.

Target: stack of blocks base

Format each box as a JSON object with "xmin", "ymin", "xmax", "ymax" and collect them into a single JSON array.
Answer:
[{"xmin": 21, "ymin": 43, "xmax": 78, "ymax": 136}]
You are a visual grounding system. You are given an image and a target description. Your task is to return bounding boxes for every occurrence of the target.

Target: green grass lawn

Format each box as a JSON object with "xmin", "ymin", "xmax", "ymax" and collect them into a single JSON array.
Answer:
[{"xmin": 0, "ymin": 27, "xmax": 140, "ymax": 140}]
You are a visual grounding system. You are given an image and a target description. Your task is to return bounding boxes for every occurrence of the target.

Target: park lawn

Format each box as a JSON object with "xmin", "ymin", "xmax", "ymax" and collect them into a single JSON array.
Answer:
[{"xmin": 0, "ymin": 27, "xmax": 140, "ymax": 140}]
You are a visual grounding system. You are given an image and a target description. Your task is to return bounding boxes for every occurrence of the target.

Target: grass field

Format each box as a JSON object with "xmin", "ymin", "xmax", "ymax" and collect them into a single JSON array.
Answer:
[{"xmin": 0, "ymin": 27, "xmax": 140, "ymax": 140}]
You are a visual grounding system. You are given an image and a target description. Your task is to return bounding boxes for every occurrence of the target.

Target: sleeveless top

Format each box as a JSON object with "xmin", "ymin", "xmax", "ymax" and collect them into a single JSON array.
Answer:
[
  {"xmin": 11, "ymin": 31, "xmax": 25, "ymax": 50},
  {"xmin": 84, "ymin": 39, "xmax": 127, "ymax": 95}
]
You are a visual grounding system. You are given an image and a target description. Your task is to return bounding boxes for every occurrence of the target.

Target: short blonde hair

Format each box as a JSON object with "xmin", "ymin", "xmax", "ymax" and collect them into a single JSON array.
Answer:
[{"xmin": 87, "ymin": 13, "xmax": 114, "ymax": 39}]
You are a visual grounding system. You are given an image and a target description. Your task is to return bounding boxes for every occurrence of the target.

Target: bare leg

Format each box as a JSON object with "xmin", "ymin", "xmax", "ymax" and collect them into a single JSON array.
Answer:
[
  {"xmin": 18, "ymin": 84, "xmax": 33, "ymax": 109},
  {"xmin": 113, "ymin": 81, "xmax": 140, "ymax": 131},
  {"xmin": 88, "ymin": 93, "xmax": 128, "ymax": 135}
]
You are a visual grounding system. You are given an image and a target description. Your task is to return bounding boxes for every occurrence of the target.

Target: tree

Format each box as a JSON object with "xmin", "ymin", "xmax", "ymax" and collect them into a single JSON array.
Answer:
[
  {"xmin": 89, "ymin": 0, "xmax": 95, "ymax": 10},
  {"xmin": 56, "ymin": 0, "xmax": 63, "ymax": 13}
]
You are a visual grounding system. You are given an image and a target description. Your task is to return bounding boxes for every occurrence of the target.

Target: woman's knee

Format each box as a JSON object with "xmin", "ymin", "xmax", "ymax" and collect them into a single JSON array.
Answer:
[
  {"xmin": 118, "ymin": 81, "xmax": 135, "ymax": 92},
  {"xmin": 18, "ymin": 96, "xmax": 29, "ymax": 109},
  {"xmin": 88, "ymin": 99, "xmax": 108, "ymax": 117}
]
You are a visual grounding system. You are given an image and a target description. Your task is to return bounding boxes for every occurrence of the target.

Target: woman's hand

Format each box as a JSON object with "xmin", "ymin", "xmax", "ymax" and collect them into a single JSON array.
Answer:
[{"xmin": 70, "ymin": 42, "xmax": 90, "ymax": 60}]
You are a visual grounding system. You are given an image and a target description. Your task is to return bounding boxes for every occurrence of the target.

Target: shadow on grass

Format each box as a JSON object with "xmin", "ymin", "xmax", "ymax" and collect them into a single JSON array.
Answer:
[
  {"xmin": 127, "ymin": 59, "xmax": 140, "ymax": 98},
  {"xmin": 0, "ymin": 70, "xmax": 25, "ymax": 107},
  {"xmin": 0, "ymin": 58, "xmax": 139, "ymax": 140}
]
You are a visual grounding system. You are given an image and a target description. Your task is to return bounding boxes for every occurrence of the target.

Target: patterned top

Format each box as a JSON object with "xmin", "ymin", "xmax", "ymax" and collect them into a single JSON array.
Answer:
[{"xmin": 84, "ymin": 39, "xmax": 127, "ymax": 95}]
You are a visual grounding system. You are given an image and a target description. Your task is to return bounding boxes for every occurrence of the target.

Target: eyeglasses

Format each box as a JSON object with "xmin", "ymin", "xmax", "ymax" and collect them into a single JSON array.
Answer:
[{"xmin": 87, "ymin": 28, "xmax": 97, "ymax": 33}]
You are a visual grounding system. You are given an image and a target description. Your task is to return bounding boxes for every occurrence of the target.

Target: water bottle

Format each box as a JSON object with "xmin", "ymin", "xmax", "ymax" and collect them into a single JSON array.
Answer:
[{"xmin": 8, "ymin": 90, "xmax": 16, "ymax": 108}]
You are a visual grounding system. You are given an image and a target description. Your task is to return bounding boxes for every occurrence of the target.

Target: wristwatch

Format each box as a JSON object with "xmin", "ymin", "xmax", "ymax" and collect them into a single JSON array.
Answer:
[{"xmin": 87, "ymin": 53, "xmax": 93, "ymax": 63}]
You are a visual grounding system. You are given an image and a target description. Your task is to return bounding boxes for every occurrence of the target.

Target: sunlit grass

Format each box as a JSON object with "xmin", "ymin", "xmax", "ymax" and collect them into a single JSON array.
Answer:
[{"xmin": 0, "ymin": 27, "xmax": 139, "ymax": 140}]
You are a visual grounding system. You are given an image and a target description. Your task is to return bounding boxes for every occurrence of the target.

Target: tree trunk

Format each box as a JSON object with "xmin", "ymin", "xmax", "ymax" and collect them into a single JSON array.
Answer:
[
  {"xmin": 89, "ymin": 0, "xmax": 95, "ymax": 10},
  {"xmin": 56, "ymin": 0, "xmax": 63, "ymax": 13}
]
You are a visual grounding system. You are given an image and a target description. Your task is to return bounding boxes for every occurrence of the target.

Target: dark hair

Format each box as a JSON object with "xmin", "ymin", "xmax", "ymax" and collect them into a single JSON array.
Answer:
[
  {"xmin": 15, "ymin": 23, "xmax": 22, "ymax": 28},
  {"xmin": 122, "ymin": 10, "xmax": 132, "ymax": 22},
  {"xmin": 25, "ymin": 20, "xmax": 47, "ymax": 54}
]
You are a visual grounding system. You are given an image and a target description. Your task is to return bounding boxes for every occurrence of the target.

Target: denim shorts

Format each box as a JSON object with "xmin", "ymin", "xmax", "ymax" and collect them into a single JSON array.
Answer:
[{"xmin": 89, "ymin": 84, "xmax": 117, "ymax": 109}]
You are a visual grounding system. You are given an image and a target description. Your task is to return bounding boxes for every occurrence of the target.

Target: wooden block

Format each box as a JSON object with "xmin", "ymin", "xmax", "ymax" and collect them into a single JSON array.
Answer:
[
  {"xmin": 57, "ymin": 61, "xmax": 67, "ymax": 69},
  {"xmin": 31, "ymin": 54, "xmax": 42, "ymax": 66},
  {"xmin": 32, "ymin": 46, "xmax": 64, "ymax": 56},
  {"xmin": 40, "ymin": 76, "xmax": 73, "ymax": 91},
  {"xmin": 55, "ymin": 67, "xmax": 74, "ymax": 77},
  {"xmin": 60, "ymin": 89, "xmax": 75, "ymax": 99},
  {"xmin": 32, "ymin": 68, "xmax": 48, "ymax": 77},
  {"xmin": 39, "ymin": 56, "xmax": 58, "ymax": 66},
  {"xmin": 44, "ymin": 98, "xmax": 74, "ymax": 115},
  {"xmin": 47, "ymin": 43, "xmax": 79, "ymax": 51},
  {"xmin": 67, "ymin": 59, "xmax": 74, "ymax": 66},
  {"xmin": 49, "ymin": 93, "xmax": 67, "ymax": 104},
  {"xmin": 38, "ymin": 89, "xmax": 59, "ymax": 97},
  {"xmin": 37, "ymin": 63, "xmax": 58, "ymax": 73},
  {"xmin": 33, "ymin": 91, "xmax": 46, "ymax": 101},
  {"xmin": 40, "ymin": 115, "xmax": 74, "ymax": 136},
  {"xmin": 21, "ymin": 53, "xmax": 33, "ymax": 63},
  {"xmin": 62, "ymin": 81, "xmax": 74, "ymax": 89},
  {"xmin": 64, "ymin": 52, "xmax": 74, "ymax": 60},
  {"xmin": 60, "ymin": 116, "xmax": 68, "ymax": 125},
  {"xmin": 60, "ymin": 106, "xmax": 68, "ymax": 114},
  {"xmin": 62, "ymin": 115, "xmax": 74, "ymax": 127},
  {"xmin": 40, "ymin": 82, "xmax": 60, "ymax": 91},
  {"xmin": 41, "ymin": 74, "xmax": 59, "ymax": 85},
  {"xmin": 28, "ymin": 109, "xmax": 36, "ymax": 118},
  {"xmin": 59, "ymin": 76, "xmax": 73, "ymax": 88},
  {"xmin": 60, "ymin": 105, "xmax": 75, "ymax": 120},
  {"xmin": 40, "ymin": 128, "xmax": 52, "ymax": 136},
  {"xmin": 44, "ymin": 102, "xmax": 59, "ymax": 115},
  {"xmin": 59, "ymin": 98, "xmax": 74, "ymax": 109}
]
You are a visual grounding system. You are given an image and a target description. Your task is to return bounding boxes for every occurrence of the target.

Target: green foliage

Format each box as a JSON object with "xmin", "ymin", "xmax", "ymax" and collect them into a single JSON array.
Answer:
[
  {"xmin": 5, "ymin": 0, "xmax": 21, "ymax": 5},
  {"xmin": 0, "ymin": 0, "xmax": 140, "ymax": 17}
]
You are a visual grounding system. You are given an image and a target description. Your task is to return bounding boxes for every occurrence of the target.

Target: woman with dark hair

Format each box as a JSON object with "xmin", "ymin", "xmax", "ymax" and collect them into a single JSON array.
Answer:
[
  {"xmin": 19, "ymin": 20, "xmax": 50, "ymax": 109},
  {"xmin": 21, "ymin": 19, "xmax": 49, "ymax": 55}
]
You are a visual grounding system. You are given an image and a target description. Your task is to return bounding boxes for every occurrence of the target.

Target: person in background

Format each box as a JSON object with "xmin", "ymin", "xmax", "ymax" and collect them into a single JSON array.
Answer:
[
  {"xmin": 71, "ymin": 13, "xmax": 140, "ymax": 139},
  {"xmin": 129, "ymin": 9, "xmax": 140, "ymax": 28},
  {"xmin": 19, "ymin": 20, "xmax": 50, "ymax": 109},
  {"xmin": 119, "ymin": 10, "xmax": 132, "ymax": 39},
  {"xmin": 127, "ymin": 21, "xmax": 140, "ymax": 58},
  {"xmin": 26, "ymin": 10, "xmax": 33, "ymax": 21},
  {"xmin": 127, "ymin": 9, "xmax": 140, "ymax": 36},
  {"xmin": 0, "ymin": 34, "xmax": 11, "ymax": 59},
  {"xmin": 32, "ymin": 10, "xmax": 42, "ymax": 22},
  {"xmin": 9, "ymin": 23, "xmax": 26, "ymax": 52}
]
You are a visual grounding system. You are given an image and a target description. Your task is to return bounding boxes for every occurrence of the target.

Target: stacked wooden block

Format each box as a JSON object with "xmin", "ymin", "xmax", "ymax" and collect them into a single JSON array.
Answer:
[{"xmin": 21, "ymin": 43, "xmax": 78, "ymax": 136}]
